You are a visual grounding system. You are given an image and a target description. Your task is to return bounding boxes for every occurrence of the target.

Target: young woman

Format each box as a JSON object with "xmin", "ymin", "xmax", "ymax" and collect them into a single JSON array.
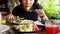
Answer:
[{"xmin": 6, "ymin": 0, "xmax": 48, "ymax": 22}]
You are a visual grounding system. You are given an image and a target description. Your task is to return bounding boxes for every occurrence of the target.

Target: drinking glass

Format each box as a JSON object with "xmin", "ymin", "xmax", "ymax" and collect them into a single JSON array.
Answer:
[{"xmin": 45, "ymin": 20, "xmax": 59, "ymax": 34}]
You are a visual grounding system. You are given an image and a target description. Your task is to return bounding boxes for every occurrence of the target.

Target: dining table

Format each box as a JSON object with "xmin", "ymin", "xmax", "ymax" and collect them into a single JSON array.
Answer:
[
  {"xmin": 5, "ymin": 21, "xmax": 60, "ymax": 34},
  {"xmin": 5, "ymin": 22, "xmax": 60, "ymax": 34},
  {"xmin": 2, "ymin": 16, "xmax": 60, "ymax": 34},
  {"xmin": 36, "ymin": 30, "xmax": 46, "ymax": 34}
]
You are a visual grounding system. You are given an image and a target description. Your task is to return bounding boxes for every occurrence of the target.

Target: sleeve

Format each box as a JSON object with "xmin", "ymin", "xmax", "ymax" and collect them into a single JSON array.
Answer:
[
  {"xmin": 36, "ymin": 4, "xmax": 43, "ymax": 10},
  {"xmin": 12, "ymin": 7, "xmax": 18, "ymax": 16}
]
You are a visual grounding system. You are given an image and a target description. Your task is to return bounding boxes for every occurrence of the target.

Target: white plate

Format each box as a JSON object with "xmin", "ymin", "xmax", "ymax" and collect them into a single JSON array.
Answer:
[
  {"xmin": 0, "ymin": 25, "xmax": 10, "ymax": 33},
  {"xmin": 34, "ymin": 21, "xmax": 44, "ymax": 26}
]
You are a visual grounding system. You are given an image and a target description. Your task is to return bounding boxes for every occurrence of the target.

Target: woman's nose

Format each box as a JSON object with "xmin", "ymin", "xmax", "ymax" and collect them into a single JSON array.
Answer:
[{"xmin": 27, "ymin": 0, "xmax": 30, "ymax": 3}]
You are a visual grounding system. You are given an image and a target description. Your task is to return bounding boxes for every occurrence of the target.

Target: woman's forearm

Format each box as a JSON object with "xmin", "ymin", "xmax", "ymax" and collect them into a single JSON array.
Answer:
[{"xmin": 38, "ymin": 10, "xmax": 48, "ymax": 21}]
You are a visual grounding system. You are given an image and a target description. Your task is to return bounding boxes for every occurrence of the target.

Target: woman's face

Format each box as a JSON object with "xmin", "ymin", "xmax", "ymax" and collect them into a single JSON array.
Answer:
[{"xmin": 22, "ymin": 0, "xmax": 34, "ymax": 8}]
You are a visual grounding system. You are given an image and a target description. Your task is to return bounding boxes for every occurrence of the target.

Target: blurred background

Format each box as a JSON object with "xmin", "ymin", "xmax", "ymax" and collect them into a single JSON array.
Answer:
[{"xmin": 38, "ymin": 0, "xmax": 60, "ymax": 19}]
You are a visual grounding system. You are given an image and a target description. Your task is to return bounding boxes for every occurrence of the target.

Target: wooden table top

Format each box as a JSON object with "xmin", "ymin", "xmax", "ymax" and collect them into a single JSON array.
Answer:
[{"xmin": 36, "ymin": 30, "xmax": 46, "ymax": 34}]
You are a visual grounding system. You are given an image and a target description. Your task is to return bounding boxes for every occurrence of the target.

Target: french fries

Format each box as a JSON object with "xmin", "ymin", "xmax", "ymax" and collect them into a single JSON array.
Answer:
[
  {"xmin": 26, "ymin": 7, "xmax": 30, "ymax": 11},
  {"xmin": 13, "ymin": 20, "xmax": 33, "ymax": 32}
]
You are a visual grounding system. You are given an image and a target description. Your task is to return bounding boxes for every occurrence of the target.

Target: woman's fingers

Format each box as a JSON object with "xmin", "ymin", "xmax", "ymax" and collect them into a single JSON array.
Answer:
[
  {"xmin": 6, "ymin": 14, "xmax": 16, "ymax": 22},
  {"xmin": 35, "ymin": 9, "xmax": 44, "ymax": 16}
]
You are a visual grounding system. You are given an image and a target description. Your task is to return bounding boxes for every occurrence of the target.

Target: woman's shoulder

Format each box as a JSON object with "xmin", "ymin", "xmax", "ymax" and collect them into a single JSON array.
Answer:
[
  {"xmin": 14, "ymin": 5, "xmax": 21, "ymax": 9},
  {"xmin": 13, "ymin": 5, "xmax": 22, "ymax": 12}
]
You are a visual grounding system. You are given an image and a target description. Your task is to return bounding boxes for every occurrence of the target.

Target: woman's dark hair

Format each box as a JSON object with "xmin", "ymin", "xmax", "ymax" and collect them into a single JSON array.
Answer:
[{"xmin": 19, "ymin": 0, "xmax": 38, "ymax": 6}]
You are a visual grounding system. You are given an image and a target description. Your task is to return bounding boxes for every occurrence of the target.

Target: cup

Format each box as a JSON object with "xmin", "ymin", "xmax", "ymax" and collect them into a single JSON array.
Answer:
[
  {"xmin": 1, "ymin": 16, "xmax": 6, "ymax": 24},
  {"xmin": 45, "ymin": 20, "xmax": 59, "ymax": 34}
]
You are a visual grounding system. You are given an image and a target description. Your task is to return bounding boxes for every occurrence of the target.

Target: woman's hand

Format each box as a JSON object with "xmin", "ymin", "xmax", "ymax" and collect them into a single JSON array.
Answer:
[
  {"xmin": 35, "ymin": 9, "xmax": 48, "ymax": 21},
  {"xmin": 35, "ymin": 9, "xmax": 44, "ymax": 16},
  {"xmin": 6, "ymin": 14, "xmax": 16, "ymax": 22}
]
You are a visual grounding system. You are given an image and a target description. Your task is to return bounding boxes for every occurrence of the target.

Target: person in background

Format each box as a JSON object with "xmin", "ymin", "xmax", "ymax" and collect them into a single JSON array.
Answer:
[
  {"xmin": 6, "ymin": 0, "xmax": 48, "ymax": 22},
  {"xmin": 10, "ymin": 0, "xmax": 20, "ymax": 9}
]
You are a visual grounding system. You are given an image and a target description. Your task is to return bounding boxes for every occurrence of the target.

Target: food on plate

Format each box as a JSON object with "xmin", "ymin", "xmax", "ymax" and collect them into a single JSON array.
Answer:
[
  {"xmin": 13, "ymin": 20, "xmax": 39, "ymax": 32},
  {"xmin": 21, "ymin": 20, "xmax": 32, "ymax": 24},
  {"xmin": 19, "ymin": 24, "xmax": 32, "ymax": 32},
  {"xmin": 14, "ymin": 24, "xmax": 39, "ymax": 32},
  {"xmin": 32, "ymin": 24, "xmax": 39, "ymax": 31},
  {"xmin": 14, "ymin": 25, "xmax": 20, "ymax": 30}
]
